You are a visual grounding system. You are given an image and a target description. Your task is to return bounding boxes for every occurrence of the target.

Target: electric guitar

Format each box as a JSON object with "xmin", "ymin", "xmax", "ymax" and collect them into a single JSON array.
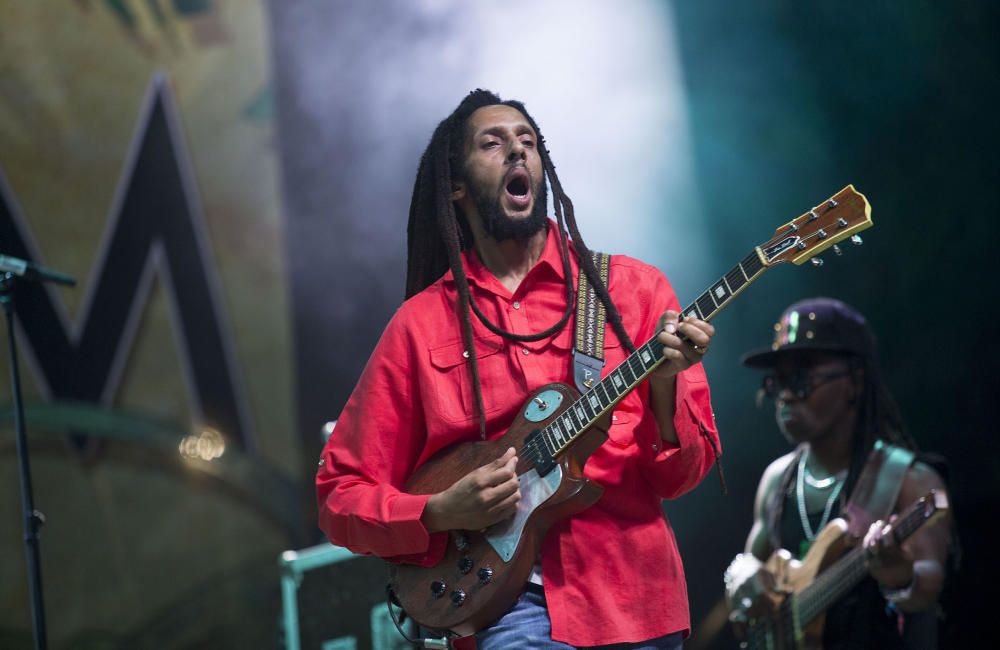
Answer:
[
  {"xmin": 729, "ymin": 490, "xmax": 949, "ymax": 650},
  {"xmin": 389, "ymin": 185, "xmax": 874, "ymax": 636}
]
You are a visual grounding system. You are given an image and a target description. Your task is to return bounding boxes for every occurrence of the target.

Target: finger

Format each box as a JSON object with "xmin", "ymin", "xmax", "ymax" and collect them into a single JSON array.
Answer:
[
  {"xmin": 656, "ymin": 329, "xmax": 683, "ymax": 349},
  {"xmin": 679, "ymin": 323, "xmax": 713, "ymax": 349},
  {"xmin": 480, "ymin": 481, "xmax": 521, "ymax": 509},
  {"xmin": 659, "ymin": 310, "xmax": 680, "ymax": 334},
  {"xmin": 863, "ymin": 520, "xmax": 884, "ymax": 550},
  {"xmin": 481, "ymin": 461, "xmax": 518, "ymax": 488},
  {"xmin": 485, "ymin": 447, "xmax": 516, "ymax": 470},
  {"xmin": 682, "ymin": 316, "xmax": 716, "ymax": 338},
  {"xmin": 481, "ymin": 479, "xmax": 519, "ymax": 507}
]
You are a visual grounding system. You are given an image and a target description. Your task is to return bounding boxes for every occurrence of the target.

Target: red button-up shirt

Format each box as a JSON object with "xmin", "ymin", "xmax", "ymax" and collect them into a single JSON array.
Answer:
[{"xmin": 316, "ymin": 223, "xmax": 720, "ymax": 646}]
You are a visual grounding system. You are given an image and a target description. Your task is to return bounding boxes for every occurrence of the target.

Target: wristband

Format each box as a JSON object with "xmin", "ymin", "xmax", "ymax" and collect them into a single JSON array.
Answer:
[{"xmin": 880, "ymin": 571, "xmax": 917, "ymax": 603}]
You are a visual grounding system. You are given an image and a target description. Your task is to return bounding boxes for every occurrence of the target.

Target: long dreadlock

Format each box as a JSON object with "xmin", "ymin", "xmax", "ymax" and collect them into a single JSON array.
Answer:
[
  {"xmin": 765, "ymin": 350, "xmax": 918, "ymax": 551},
  {"xmin": 406, "ymin": 89, "xmax": 635, "ymax": 437}
]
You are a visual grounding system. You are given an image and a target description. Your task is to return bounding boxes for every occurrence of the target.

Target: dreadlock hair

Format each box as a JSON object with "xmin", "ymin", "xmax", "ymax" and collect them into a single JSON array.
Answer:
[
  {"xmin": 405, "ymin": 89, "xmax": 635, "ymax": 438},
  {"xmin": 765, "ymin": 350, "xmax": 919, "ymax": 552}
]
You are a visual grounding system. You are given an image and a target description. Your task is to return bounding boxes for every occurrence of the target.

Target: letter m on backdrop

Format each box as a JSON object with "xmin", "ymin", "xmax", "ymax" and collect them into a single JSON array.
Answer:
[{"xmin": 0, "ymin": 74, "xmax": 254, "ymax": 452}]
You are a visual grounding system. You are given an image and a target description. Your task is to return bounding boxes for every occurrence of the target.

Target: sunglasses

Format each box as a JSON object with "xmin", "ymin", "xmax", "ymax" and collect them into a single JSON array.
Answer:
[{"xmin": 761, "ymin": 369, "xmax": 851, "ymax": 400}]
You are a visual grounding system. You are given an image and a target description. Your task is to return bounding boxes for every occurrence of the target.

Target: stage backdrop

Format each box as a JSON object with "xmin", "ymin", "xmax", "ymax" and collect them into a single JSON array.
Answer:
[{"xmin": 0, "ymin": 1, "xmax": 298, "ymax": 647}]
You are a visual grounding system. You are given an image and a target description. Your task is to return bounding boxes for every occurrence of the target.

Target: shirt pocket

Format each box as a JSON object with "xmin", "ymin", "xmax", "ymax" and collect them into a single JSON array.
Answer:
[
  {"xmin": 606, "ymin": 408, "xmax": 635, "ymax": 448},
  {"xmin": 427, "ymin": 337, "xmax": 505, "ymax": 424}
]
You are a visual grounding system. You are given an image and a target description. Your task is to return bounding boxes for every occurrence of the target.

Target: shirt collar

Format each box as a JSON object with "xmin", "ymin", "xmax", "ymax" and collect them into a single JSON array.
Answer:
[{"xmin": 456, "ymin": 219, "xmax": 576, "ymax": 296}]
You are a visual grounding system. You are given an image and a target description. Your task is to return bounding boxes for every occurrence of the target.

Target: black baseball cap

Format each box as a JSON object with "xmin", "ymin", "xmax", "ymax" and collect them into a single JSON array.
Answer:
[{"xmin": 741, "ymin": 297, "xmax": 876, "ymax": 368}]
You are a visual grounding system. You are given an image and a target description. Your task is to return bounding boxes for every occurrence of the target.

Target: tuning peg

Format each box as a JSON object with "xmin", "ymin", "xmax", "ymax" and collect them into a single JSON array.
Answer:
[
  {"xmin": 811, "ymin": 257, "xmax": 824, "ymax": 267},
  {"xmin": 833, "ymin": 244, "xmax": 843, "ymax": 256},
  {"xmin": 851, "ymin": 235, "xmax": 863, "ymax": 245}
]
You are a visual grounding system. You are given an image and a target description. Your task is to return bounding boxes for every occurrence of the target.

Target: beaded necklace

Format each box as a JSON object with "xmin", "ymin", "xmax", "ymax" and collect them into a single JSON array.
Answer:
[{"xmin": 796, "ymin": 450, "xmax": 846, "ymax": 544}]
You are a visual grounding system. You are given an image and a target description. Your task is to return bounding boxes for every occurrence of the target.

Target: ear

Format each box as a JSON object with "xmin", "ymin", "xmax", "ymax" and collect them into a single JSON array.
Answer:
[{"xmin": 450, "ymin": 180, "xmax": 465, "ymax": 202}]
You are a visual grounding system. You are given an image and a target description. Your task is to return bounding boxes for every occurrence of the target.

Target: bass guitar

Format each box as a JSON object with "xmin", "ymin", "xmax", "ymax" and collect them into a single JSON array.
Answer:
[
  {"xmin": 728, "ymin": 490, "xmax": 948, "ymax": 649},
  {"xmin": 390, "ymin": 185, "xmax": 874, "ymax": 636}
]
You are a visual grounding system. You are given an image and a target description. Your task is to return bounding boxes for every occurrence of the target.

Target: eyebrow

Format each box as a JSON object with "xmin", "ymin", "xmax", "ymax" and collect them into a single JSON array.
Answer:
[{"xmin": 477, "ymin": 124, "xmax": 535, "ymax": 139}]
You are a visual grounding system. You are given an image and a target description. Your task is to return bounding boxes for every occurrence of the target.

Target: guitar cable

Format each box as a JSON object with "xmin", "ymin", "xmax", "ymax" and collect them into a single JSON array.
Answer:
[{"xmin": 385, "ymin": 584, "xmax": 451, "ymax": 649}]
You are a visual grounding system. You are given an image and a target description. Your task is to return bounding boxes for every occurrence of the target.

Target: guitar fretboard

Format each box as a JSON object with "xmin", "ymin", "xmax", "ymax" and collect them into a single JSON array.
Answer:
[{"xmin": 527, "ymin": 249, "xmax": 767, "ymax": 462}]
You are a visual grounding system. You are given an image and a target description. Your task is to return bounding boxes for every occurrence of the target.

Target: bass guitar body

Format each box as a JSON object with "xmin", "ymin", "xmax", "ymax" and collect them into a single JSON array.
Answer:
[
  {"xmin": 749, "ymin": 520, "xmax": 853, "ymax": 649},
  {"xmin": 388, "ymin": 382, "xmax": 608, "ymax": 636}
]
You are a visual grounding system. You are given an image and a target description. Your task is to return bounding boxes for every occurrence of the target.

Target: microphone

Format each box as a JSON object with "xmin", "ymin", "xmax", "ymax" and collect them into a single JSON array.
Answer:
[{"xmin": 0, "ymin": 254, "xmax": 76, "ymax": 287}]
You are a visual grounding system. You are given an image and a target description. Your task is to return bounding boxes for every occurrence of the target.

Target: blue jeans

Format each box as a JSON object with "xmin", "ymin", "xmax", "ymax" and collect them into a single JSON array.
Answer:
[{"xmin": 474, "ymin": 585, "xmax": 684, "ymax": 650}]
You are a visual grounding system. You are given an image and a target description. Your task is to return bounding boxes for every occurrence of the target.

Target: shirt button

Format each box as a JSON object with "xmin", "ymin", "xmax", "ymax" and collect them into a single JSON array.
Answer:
[
  {"xmin": 512, "ymin": 301, "xmax": 521, "ymax": 310},
  {"xmin": 612, "ymin": 415, "xmax": 619, "ymax": 422},
  {"xmin": 521, "ymin": 348, "xmax": 530, "ymax": 355},
  {"xmin": 652, "ymin": 444, "xmax": 660, "ymax": 453}
]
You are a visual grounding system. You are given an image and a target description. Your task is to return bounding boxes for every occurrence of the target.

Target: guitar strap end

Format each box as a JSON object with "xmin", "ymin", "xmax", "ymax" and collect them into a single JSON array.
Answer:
[{"xmin": 573, "ymin": 348, "xmax": 606, "ymax": 394}]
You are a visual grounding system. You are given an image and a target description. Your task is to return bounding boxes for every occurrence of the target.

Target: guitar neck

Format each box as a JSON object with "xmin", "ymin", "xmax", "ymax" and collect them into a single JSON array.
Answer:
[{"xmin": 526, "ymin": 248, "xmax": 768, "ymax": 464}]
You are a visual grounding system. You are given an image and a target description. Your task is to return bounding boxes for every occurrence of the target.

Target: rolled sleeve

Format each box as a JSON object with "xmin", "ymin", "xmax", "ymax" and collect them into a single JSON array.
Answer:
[{"xmin": 639, "ymin": 363, "xmax": 721, "ymax": 499}]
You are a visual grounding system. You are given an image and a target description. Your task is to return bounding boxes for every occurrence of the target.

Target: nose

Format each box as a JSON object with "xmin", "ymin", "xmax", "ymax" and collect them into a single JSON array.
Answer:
[{"xmin": 507, "ymin": 139, "xmax": 526, "ymax": 163}]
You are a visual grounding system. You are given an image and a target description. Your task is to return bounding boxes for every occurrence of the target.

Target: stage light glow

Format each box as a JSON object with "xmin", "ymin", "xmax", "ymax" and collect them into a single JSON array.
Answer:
[{"xmin": 178, "ymin": 427, "xmax": 226, "ymax": 461}]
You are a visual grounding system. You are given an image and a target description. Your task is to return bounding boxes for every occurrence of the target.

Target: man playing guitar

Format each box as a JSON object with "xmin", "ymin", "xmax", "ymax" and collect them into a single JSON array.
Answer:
[
  {"xmin": 726, "ymin": 298, "xmax": 953, "ymax": 649},
  {"xmin": 316, "ymin": 90, "xmax": 720, "ymax": 649}
]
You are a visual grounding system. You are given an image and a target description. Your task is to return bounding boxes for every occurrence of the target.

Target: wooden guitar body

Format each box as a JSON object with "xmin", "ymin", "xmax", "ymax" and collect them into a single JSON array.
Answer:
[
  {"xmin": 388, "ymin": 382, "xmax": 608, "ymax": 636},
  {"xmin": 756, "ymin": 519, "xmax": 854, "ymax": 649}
]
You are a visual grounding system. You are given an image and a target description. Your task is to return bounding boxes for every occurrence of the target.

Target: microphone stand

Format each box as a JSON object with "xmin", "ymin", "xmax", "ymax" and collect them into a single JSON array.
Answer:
[{"xmin": 1, "ymin": 255, "xmax": 76, "ymax": 650}]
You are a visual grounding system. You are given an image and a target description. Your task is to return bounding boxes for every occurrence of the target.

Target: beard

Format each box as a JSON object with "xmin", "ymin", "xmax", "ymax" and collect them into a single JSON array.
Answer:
[{"xmin": 468, "ymin": 171, "xmax": 549, "ymax": 242}]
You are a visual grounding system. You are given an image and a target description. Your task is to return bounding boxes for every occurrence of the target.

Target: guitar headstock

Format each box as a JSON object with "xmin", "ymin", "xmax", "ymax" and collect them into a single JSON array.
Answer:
[{"xmin": 759, "ymin": 185, "xmax": 872, "ymax": 266}]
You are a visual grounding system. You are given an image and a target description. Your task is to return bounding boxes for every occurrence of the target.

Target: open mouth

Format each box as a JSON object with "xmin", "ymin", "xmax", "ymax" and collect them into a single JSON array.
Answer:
[{"xmin": 503, "ymin": 167, "xmax": 532, "ymax": 209}]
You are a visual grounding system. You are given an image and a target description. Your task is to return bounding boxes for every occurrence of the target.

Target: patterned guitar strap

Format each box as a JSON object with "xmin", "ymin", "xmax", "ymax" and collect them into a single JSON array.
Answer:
[{"xmin": 572, "ymin": 251, "xmax": 610, "ymax": 394}]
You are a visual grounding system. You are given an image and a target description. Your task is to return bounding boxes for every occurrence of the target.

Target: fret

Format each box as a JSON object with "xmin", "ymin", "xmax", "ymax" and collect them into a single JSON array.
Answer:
[
  {"xmin": 724, "ymin": 266, "xmax": 745, "ymax": 293},
  {"xmin": 587, "ymin": 392, "xmax": 601, "ymax": 413},
  {"xmin": 684, "ymin": 303, "xmax": 703, "ymax": 321},
  {"xmin": 628, "ymin": 354, "xmax": 646, "ymax": 380},
  {"xmin": 595, "ymin": 381, "xmax": 613, "ymax": 406},
  {"xmin": 540, "ymin": 431, "xmax": 555, "ymax": 458},
  {"xmin": 567, "ymin": 414, "xmax": 580, "ymax": 439},
  {"xmin": 558, "ymin": 416, "xmax": 573, "ymax": 441},
  {"xmin": 696, "ymin": 292, "xmax": 716, "ymax": 317},
  {"xmin": 638, "ymin": 344, "xmax": 656, "ymax": 370},
  {"xmin": 710, "ymin": 279, "xmax": 731, "ymax": 307},
  {"xmin": 567, "ymin": 408, "xmax": 582, "ymax": 433},
  {"xmin": 573, "ymin": 405, "xmax": 587, "ymax": 428},
  {"xmin": 547, "ymin": 430, "xmax": 561, "ymax": 456},
  {"xmin": 579, "ymin": 398, "xmax": 596, "ymax": 423},
  {"xmin": 741, "ymin": 250, "xmax": 763, "ymax": 277},
  {"xmin": 620, "ymin": 359, "xmax": 637, "ymax": 384},
  {"xmin": 551, "ymin": 421, "xmax": 566, "ymax": 446},
  {"xmin": 610, "ymin": 370, "xmax": 626, "ymax": 392}
]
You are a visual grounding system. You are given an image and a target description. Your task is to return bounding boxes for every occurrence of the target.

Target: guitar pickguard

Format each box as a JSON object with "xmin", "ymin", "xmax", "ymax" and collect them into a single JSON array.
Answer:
[{"xmin": 485, "ymin": 465, "xmax": 563, "ymax": 561}]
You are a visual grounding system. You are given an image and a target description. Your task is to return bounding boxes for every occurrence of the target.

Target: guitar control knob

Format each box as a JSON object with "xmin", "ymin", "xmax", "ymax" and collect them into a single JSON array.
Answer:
[
  {"xmin": 453, "ymin": 532, "xmax": 469, "ymax": 551},
  {"xmin": 477, "ymin": 567, "xmax": 494, "ymax": 584},
  {"xmin": 450, "ymin": 589, "xmax": 466, "ymax": 606},
  {"xmin": 458, "ymin": 556, "xmax": 474, "ymax": 574},
  {"xmin": 430, "ymin": 580, "xmax": 447, "ymax": 598}
]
